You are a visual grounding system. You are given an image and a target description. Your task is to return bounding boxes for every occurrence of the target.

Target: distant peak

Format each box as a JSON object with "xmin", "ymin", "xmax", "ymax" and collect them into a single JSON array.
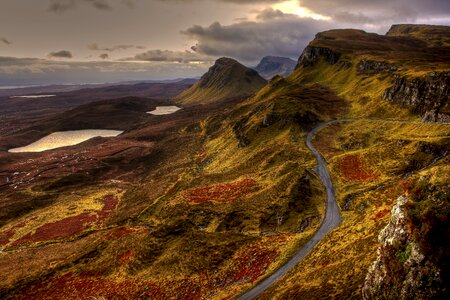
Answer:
[
  {"xmin": 175, "ymin": 56, "xmax": 267, "ymax": 104},
  {"xmin": 254, "ymin": 56, "xmax": 296, "ymax": 79}
]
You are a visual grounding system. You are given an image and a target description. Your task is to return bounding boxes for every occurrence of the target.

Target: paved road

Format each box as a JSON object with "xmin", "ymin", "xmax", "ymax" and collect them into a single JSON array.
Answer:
[
  {"xmin": 237, "ymin": 121, "xmax": 343, "ymax": 300},
  {"xmin": 237, "ymin": 118, "xmax": 450, "ymax": 299}
]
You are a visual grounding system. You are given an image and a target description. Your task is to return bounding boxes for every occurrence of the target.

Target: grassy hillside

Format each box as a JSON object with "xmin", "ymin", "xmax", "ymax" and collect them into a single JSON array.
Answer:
[
  {"xmin": 0, "ymin": 24, "xmax": 449, "ymax": 299},
  {"xmin": 255, "ymin": 24, "xmax": 450, "ymax": 299}
]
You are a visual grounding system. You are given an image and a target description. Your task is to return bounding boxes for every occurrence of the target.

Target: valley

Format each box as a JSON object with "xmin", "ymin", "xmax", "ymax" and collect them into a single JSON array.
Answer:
[{"xmin": 0, "ymin": 24, "xmax": 449, "ymax": 300}]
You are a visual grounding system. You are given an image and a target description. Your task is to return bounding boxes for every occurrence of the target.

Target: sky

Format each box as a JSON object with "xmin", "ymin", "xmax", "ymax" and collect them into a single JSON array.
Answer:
[{"xmin": 0, "ymin": 0, "xmax": 449, "ymax": 86}]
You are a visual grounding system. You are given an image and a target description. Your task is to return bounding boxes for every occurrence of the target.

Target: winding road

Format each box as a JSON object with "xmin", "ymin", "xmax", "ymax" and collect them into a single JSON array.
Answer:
[
  {"xmin": 237, "ymin": 121, "xmax": 343, "ymax": 300},
  {"xmin": 237, "ymin": 118, "xmax": 450, "ymax": 300}
]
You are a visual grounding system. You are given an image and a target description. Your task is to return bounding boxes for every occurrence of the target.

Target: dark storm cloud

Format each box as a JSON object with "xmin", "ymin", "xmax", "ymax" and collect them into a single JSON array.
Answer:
[
  {"xmin": 299, "ymin": 0, "xmax": 450, "ymax": 24},
  {"xmin": 88, "ymin": 43, "xmax": 146, "ymax": 52},
  {"xmin": 48, "ymin": 50, "xmax": 73, "ymax": 59},
  {"xmin": 183, "ymin": 13, "xmax": 330, "ymax": 62},
  {"xmin": 48, "ymin": 0, "xmax": 136, "ymax": 13},
  {"xmin": 1, "ymin": 37, "xmax": 11, "ymax": 45},
  {"xmin": 124, "ymin": 49, "xmax": 212, "ymax": 63},
  {"xmin": 99, "ymin": 53, "xmax": 109, "ymax": 59}
]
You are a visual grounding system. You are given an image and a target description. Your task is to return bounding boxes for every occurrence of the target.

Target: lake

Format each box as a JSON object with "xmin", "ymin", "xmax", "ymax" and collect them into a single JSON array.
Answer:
[
  {"xmin": 8, "ymin": 129, "xmax": 123, "ymax": 153},
  {"xmin": 10, "ymin": 95, "xmax": 56, "ymax": 99},
  {"xmin": 147, "ymin": 106, "xmax": 181, "ymax": 115}
]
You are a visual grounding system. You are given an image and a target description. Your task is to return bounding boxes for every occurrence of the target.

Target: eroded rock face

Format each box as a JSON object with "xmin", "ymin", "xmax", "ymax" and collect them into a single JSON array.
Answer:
[
  {"xmin": 383, "ymin": 72, "xmax": 450, "ymax": 123},
  {"xmin": 296, "ymin": 46, "xmax": 341, "ymax": 68},
  {"xmin": 357, "ymin": 60, "xmax": 398, "ymax": 74},
  {"xmin": 362, "ymin": 196, "xmax": 444, "ymax": 300}
]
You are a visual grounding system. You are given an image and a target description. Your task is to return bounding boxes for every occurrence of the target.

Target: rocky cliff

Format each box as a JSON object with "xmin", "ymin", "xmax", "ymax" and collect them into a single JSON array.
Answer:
[
  {"xmin": 383, "ymin": 72, "xmax": 450, "ymax": 123},
  {"xmin": 296, "ymin": 46, "xmax": 341, "ymax": 68},
  {"xmin": 294, "ymin": 26, "xmax": 450, "ymax": 123},
  {"xmin": 362, "ymin": 191, "xmax": 449, "ymax": 299}
]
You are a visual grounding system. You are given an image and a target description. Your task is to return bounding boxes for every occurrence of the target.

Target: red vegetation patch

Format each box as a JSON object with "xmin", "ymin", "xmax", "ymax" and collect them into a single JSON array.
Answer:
[
  {"xmin": 118, "ymin": 250, "xmax": 135, "ymax": 266},
  {"xmin": 213, "ymin": 237, "xmax": 285, "ymax": 287},
  {"xmin": 370, "ymin": 208, "xmax": 391, "ymax": 221},
  {"xmin": 13, "ymin": 273, "xmax": 163, "ymax": 300},
  {"xmin": 11, "ymin": 194, "xmax": 119, "ymax": 247},
  {"xmin": 14, "ymin": 273, "xmax": 205, "ymax": 300},
  {"xmin": 0, "ymin": 229, "xmax": 15, "ymax": 246},
  {"xmin": 0, "ymin": 221, "xmax": 26, "ymax": 245},
  {"xmin": 12, "ymin": 212, "xmax": 97, "ymax": 247},
  {"xmin": 226, "ymin": 245, "xmax": 278, "ymax": 284},
  {"xmin": 184, "ymin": 178, "xmax": 258, "ymax": 204},
  {"xmin": 339, "ymin": 154, "xmax": 379, "ymax": 181},
  {"xmin": 13, "ymin": 237, "xmax": 285, "ymax": 299},
  {"xmin": 104, "ymin": 226, "xmax": 142, "ymax": 240},
  {"xmin": 97, "ymin": 194, "xmax": 119, "ymax": 224}
]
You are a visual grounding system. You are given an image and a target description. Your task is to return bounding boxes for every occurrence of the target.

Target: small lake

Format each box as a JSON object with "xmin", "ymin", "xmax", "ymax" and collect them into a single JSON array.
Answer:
[
  {"xmin": 147, "ymin": 106, "xmax": 181, "ymax": 115},
  {"xmin": 10, "ymin": 95, "xmax": 56, "ymax": 99},
  {"xmin": 8, "ymin": 129, "xmax": 123, "ymax": 153}
]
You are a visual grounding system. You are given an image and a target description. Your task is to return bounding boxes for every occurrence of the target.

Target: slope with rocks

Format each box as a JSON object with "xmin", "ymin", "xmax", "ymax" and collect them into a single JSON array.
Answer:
[
  {"xmin": 254, "ymin": 56, "xmax": 297, "ymax": 80},
  {"xmin": 0, "ymin": 24, "xmax": 449, "ymax": 300},
  {"xmin": 363, "ymin": 185, "xmax": 449, "ymax": 300},
  {"xmin": 0, "ymin": 54, "xmax": 348, "ymax": 299},
  {"xmin": 175, "ymin": 57, "xmax": 267, "ymax": 105},
  {"xmin": 293, "ymin": 24, "xmax": 450, "ymax": 122},
  {"xmin": 251, "ymin": 24, "xmax": 450, "ymax": 299}
]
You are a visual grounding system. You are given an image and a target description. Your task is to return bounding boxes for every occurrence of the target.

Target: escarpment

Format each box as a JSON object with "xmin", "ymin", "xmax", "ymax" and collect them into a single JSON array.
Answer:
[
  {"xmin": 296, "ymin": 46, "xmax": 341, "ymax": 68},
  {"xmin": 383, "ymin": 72, "xmax": 450, "ymax": 123}
]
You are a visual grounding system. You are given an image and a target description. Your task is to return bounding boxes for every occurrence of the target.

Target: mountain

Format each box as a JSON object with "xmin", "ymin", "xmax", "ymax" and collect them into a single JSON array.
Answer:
[
  {"xmin": 253, "ymin": 56, "xmax": 296, "ymax": 79},
  {"xmin": 294, "ymin": 25, "xmax": 450, "ymax": 122},
  {"xmin": 0, "ymin": 24, "xmax": 449, "ymax": 300},
  {"xmin": 175, "ymin": 57, "xmax": 267, "ymax": 104},
  {"xmin": 259, "ymin": 24, "xmax": 450, "ymax": 299}
]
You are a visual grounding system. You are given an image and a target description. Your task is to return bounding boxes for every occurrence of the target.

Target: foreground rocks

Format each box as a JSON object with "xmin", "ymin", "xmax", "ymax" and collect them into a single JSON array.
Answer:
[{"xmin": 362, "ymin": 195, "xmax": 447, "ymax": 299}]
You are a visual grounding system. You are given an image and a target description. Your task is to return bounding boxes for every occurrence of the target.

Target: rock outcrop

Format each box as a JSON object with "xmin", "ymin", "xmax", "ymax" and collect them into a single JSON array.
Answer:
[
  {"xmin": 362, "ymin": 195, "xmax": 446, "ymax": 299},
  {"xmin": 296, "ymin": 46, "xmax": 341, "ymax": 68},
  {"xmin": 357, "ymin": 60, "xmax": 398, "ymax": 74},
  {"xmin": 383, "ymin": 72, "xmax": 450, "ymax": 123}
]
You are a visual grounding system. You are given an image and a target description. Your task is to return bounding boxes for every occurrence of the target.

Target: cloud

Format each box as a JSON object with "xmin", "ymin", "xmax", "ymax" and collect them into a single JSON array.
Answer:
[
  {"xmin": 123, "ymin": 49, "xmax": 213, "ymax": 63},
  {"xmin": 0, "ymin": 56, "xmax": 209, "ymax": 85},
  {"xmin": 88, "ymin": 43, "xmax": 146, "ymax": 52},
  {"xmin": 48, "ymin": 0, "xmax": 136, "ymax": 13},
  {"xmin": 256, "ymin": 8, "xmax": 292, "ymax": 20},
  {"xmin": 156, "ymin": 0, "xmax": 284, "ymax": 3},
  {"xmin": 48, "ymin": 50, "xmax": 73, "ymax": 59},
  {"xmin": 299, "ymin": 0, "xmax": 450, "ymax": 26},
  {"xmin": 1, "ymin": 37, "xmax": 11, "ymax": 45},
  {"xmin": 183, "ymin": 14, "xmax": 331, "ymax": 62},
  {"xmin": 99, "ymin": 53, "xmax": 109, "ymax": 59}
]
